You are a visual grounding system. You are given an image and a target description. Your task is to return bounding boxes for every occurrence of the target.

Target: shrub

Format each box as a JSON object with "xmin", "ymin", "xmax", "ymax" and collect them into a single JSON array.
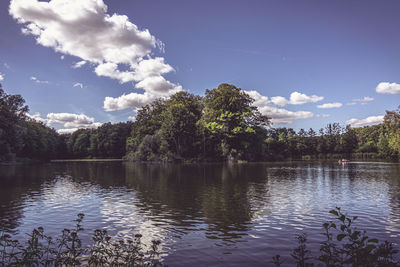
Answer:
[
  {"xmin": 0, "ymin": 214, "xmax": 162, "ymax": 266},
  {"xmin": 274, "ymin": 207, "xmax": 399, "ymax": 266}
]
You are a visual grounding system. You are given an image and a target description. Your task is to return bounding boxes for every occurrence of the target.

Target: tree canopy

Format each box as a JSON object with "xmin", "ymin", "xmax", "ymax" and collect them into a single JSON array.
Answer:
[{"xmin": 1, "ymin": 83, "xmax": 399, "ymax": 162}]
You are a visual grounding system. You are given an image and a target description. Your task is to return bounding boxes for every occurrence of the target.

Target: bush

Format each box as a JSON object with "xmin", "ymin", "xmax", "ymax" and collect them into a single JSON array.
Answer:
[
  {"xmin": 0, "ymin": 214, "xmax": 162, "ymax": 266},
  {"xmin": 273, "ymin": 207, "xmax": 399, "ymax": 266}
]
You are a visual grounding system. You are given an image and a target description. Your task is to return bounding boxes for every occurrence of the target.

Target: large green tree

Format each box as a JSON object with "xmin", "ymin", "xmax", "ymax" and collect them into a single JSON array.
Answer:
[
  {"xmin": 160, "ymin": 91, "xmax": 203, "ymax": 159},
  {"xmin": 0, "ymin": 84, "xmax": 29, "ymax": 155},
  {"xmin": 200, "ymin": 83, "xmax": 270, "ymax": 159}
]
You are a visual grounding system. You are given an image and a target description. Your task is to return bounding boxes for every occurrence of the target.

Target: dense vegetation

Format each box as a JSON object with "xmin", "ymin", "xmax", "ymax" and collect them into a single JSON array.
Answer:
[
  {"xmin": 1, "ymin": 82, "xmax": 400, "ymax": 162},
  {"xmin": 0, "ymin": 84, "xmax": 132, "ymax": 160},
  {"xmin": 0, "ymin": 214, "xmax": 162, "ymax": 266}
]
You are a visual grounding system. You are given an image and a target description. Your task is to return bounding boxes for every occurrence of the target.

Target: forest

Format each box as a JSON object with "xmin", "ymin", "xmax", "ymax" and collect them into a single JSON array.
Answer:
[{"xmin": 1, "ymin": 83, "xmax": 399, "ymax": 162}]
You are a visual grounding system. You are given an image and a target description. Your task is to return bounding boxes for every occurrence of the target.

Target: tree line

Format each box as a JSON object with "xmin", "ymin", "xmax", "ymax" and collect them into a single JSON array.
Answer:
[
  {"xmin": 1, "ymin": 83, "xmax": 399, "ymax": 162},
  {"xmin": 0, "ymin": 84, "xmax": 132, "ymax": 160}
]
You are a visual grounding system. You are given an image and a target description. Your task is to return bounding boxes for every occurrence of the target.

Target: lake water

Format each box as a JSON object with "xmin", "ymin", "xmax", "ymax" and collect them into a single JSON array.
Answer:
[{"xmin": 0, "ymin": 161, "xmax": 399, "ymax": 266}]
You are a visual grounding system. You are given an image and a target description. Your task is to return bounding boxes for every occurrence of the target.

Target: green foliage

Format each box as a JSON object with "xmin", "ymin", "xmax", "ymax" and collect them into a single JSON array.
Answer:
[
  {"xmin": 160, "ymin": 91, "xmax": 203, "ymax": 158},
  {"xmin": 0, "ymin": 84, "xmax": 29, "ymax": 156},
  {"xmin": 1, "ymin": 83, "xmax": 400, "ymax": 163},
  {"xmin": 0, "ymin": 214, "xmax": 162, "ymax": 266},
  {"xmin": 273, "ymin": 208, "xmax": 399, "ymax": 266},
  {"xmin": 64, "ymin": 122, "xmax": 133, "ymax": 159},
  {"xmin": 200, "ymin": 83, "xmax": 270, "ymax": 159}
]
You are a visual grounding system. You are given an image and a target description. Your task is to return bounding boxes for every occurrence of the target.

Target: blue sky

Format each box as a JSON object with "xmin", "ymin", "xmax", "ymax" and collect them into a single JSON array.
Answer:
[{"xmin": 0, "ymin": 0, "xmax": 399, "ymax": 133}]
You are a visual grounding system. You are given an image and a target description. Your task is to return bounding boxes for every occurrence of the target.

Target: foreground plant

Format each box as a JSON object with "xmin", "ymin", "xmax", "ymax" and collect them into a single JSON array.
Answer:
[
  {"xmin": 0, "ymin": 214, "xmax": 162, "ymax": 266},
  {"xmin": 274, "ymin": 207, "xmax": 400, "ymax": 266}
]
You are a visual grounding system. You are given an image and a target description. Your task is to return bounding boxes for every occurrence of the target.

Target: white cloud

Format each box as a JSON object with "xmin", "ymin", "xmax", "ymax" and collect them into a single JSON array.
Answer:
[
  {"xmin": 9, "ymin": 0, "xmax": 154, "ymax": 64},
  {"xmin": 317, "ymin": 102, "xmax": 343, "ymax": 109},
  {"xmin": 104, "ymin": 92, "xmax": 160, "ymax": 111},
  {"xmin": 346, "ymin": 115, "xmax": 384, "ymax": 128},
  {"xmin": 348, "ymin": 96, "xmax": 374, "ymax": 106},
  {"xmin": 128, "ymin": 116, "xmax": 136, "ymax": 121},
  {"xmin": 270, "ymin": 91, "xmax": 323, "ymax": 106},
  {"xmin": 361, "ymin": 96, "xmax": 374, "ymax": 102},
  {"xmin": 10, "ymin": 0, "xmax": 180, "ymax": 111},
  {"xmin": 72, "ymin": 60, "xmax": 86, "ymax": 69},
  {"xmin": 47, "ymin": 112, "xmax": 102, "ymax": 132},
  {"xmin": 60, "ymin": 55, "xmax": 64, "ymax": 60},
  {"xmin": 57, "ymin": 128, "xmax": 79, "ymax": 134},
  {"xmin": 270, "ymin": 96, "xmax": 289, "ymax": 107},
  {"xmin": 289, "ymin": 91, "xmax": 324, "ymax": 105},
  {"xmin": 316, "ymin": 114, "xmax": 331, "ymax": 118},
  {"xmin": 4, "ymin": 63, "xmax": 10, "ymax": 69},
  {"xmin": 73, "ymin": 82, "xmax": 84, "ymax": 88},
  {"xmin": 26, "ymin": 112, "xmax": 102, "ymax": 133},
  {"xmin": 376, "ymin": 82, "xmax": 400, "ymax": 94},
  {"xmin": 0, "ymin": 73, "xmax": 4, "ymax": 81},
  {"xmin": 26, "ymin": 112, "xmax": 47, "ymax": 123},
  {"xmin": 245, "ymin": 90, "xmax": 314, "ymax": 124},
  {"xmin": 30, "ymin": 76, "xmax": 49, "ymax": 84}
]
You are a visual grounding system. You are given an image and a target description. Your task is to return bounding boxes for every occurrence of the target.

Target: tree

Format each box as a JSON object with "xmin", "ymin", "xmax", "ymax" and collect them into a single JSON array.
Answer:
[
  {"xmin": 0, "ymin": 84, "xmax": 29, "ymax": 155},
  {"xmin": 160, "ymin": 91, "xmax": 203, "ymax": 158},
  {"xmin": 200, "ymin": 83, "xmax": 270, "ymax": 159},
  {"xmin": 127, "ymin": 99, "xmax": 166, "ymax": 154},
  {"xmin": 339, "ymin": 125, "xmax": 358, "ymax": 154},
  {"xmin": 382, "ymin": 106, "xmax": 400, "ymax": 159}
]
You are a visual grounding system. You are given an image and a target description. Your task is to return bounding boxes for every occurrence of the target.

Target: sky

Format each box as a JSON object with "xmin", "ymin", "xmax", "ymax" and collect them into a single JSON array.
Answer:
[{"xmin": 0, "ymin": 0, "xmax": 399, "ymax": 133}]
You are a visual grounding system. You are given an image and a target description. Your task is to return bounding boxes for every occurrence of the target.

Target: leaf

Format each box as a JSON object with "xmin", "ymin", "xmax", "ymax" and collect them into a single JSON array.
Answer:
[
  {"xmin": 340, "ymin": 225, "xmax": 346, "ymax": 231},
  {"xmin": 365, "ymin": 244, "xmax": 376, "ymax": 252},
  {"xmin": 329, "ymin": 210, "xmax": 339, "ymax": 216},
  {"xmin": 330, "ymin": 223, "xmax": 337, "ymax": 229},
  {"xmin": 337, "ymin": 234, "xmax": 346, "ymax": 241},
  {"xmin": 368, "ymin": 238, "xmax": 379, "ymax": 243}
]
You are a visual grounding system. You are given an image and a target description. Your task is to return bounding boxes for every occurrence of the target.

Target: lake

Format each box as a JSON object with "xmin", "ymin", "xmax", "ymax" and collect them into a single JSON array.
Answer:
[{"xmin": 0, "ymin": 161, "xmax": 399, "ymax": 266}]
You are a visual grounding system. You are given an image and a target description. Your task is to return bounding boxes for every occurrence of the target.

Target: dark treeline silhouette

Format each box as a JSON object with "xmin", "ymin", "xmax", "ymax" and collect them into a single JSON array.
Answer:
[{"xmin": 1, "ymin": 83, "xmax": 399, "ymax": 162}]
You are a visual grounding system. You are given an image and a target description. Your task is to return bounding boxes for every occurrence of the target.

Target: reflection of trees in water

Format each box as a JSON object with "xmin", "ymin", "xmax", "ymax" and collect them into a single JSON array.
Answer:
[
  {"xmin": 0, "ymin": 164, "xmax": 55, "ymax": 231},
  {"xmin": 387, "ymin": 164, "xmax": 400, "ymax": 233},
  {"xmin": 64, "ymin": 162, "xmax": 127, "ymax": 186},
  {"xmin": 123, "ymin": 163, "xmax": 270, "ymax": 241}
]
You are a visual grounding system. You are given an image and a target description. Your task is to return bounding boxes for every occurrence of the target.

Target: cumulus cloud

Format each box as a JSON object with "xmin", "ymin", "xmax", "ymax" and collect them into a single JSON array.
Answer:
[
  {"xmin": 317, "ymin": 102, "xmax": 343, "ymax": 109},
  {"xmin": 72, "ymin": 60, "xmax": 86, "ymax": 69},
  {"xmin": 376, "ymin": 82, "xmax": 400, "ymax": 94},
  {"xmin": 346, "ymin": 115, "xmax": 384, "ymax": 128},
  {"xmin": 26, "ymin": 112, "xmax": 101, "ymax": 133},
  {"xmin": 104, "ymin": 92, "xmax": 159, "ymax": 111},
  {"xmin": 26, "ymin": 112, "xmax": 47, "ymax": 123},
  {"xmin": 0, "ymin": 73, "xmax": 4, "ymax": 81},
  {"xmin": 47, "ymin": 112, "xmax": 101, "ymax": 129},
  {"xmin": 245, "ymin": 90, "xmax": 314, "ymax": 124},
  {"xmin": 270, "ymin": 91, "xmax": 323, "ymax": 106},
  {"xmin": 57, "ymin": 128, "xmax": 80, "ymax": 134},
  {"xmin": 10, "ymin": 0, "xmax": 181, "ymax": 111},
  {"xmin": 28, "ymin": 112, "xmax": 101, "ymax": 133},
  {"xmin": 270, "ymin": 96, "xmax": 289, "ymax": 107},
  {"xmin": 128, "ymin": 116, "xmax": 136, "ymax": 121},
  {"xmin": 73, "ymin": 82, "xmax": 83, "ymax": 88},
  {"xmin": 30, "ymin": 76, "xmax": 49, "ymax": 84}
]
